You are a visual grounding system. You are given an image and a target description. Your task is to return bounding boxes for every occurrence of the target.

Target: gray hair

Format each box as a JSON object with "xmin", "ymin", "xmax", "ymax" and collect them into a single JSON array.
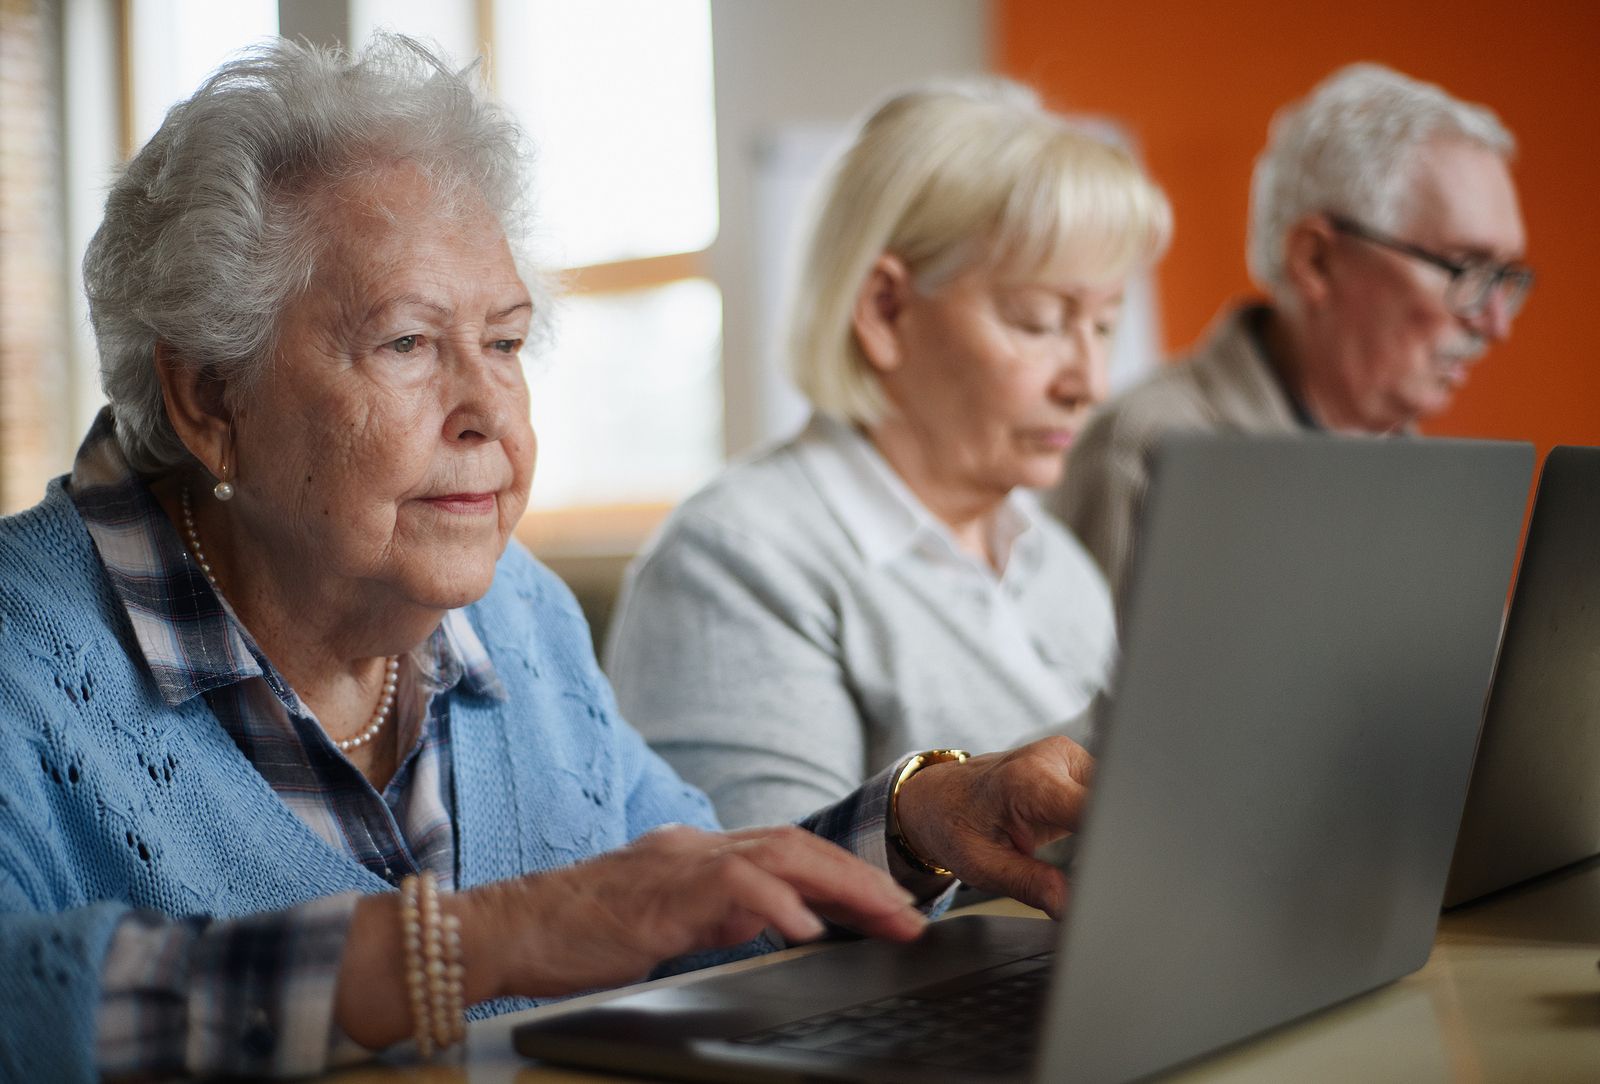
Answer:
[
  {"xmin": 1247, "ymin": 62, "xmax": 1515, "ymax": 301},
  {"xmin": 788, "ymin": 77, "xmax": 1171, "ymax": 426},
  {"xmin": 83, "ymin": 33, "xmax": 540, "ymax": 475}
]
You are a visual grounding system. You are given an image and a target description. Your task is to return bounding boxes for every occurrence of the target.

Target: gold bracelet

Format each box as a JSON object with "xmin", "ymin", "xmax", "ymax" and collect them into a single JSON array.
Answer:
[{"xmin": 888, "ymin": 749, "xmax": 970, "ymax": 877}]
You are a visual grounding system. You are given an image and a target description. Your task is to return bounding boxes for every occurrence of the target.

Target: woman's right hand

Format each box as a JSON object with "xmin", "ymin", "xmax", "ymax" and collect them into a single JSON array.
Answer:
[{"xmin": 336, "ymin": 824, "xmax": 927, "ymax": 1049}]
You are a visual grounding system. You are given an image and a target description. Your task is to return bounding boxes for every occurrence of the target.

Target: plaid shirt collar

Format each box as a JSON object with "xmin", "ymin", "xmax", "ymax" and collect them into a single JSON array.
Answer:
[{"xmin": 67, "ymin": 408, "xmax": 507, "ymax": 709}]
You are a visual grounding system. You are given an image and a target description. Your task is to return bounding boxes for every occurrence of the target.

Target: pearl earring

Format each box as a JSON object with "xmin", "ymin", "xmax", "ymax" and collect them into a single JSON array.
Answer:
[{"xmin": 213, "ymin": 448, "xmax": 234, "ymax": 501}]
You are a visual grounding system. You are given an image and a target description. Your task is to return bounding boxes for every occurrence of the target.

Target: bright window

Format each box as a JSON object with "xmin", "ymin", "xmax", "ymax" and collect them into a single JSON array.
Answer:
[
  {"xmin": 126, "ymin": 0, "xmax": 279, "ymax": 151},
  {"xmin": 528, "ymin": 278, "xmax": 723, "ymax": 508},
  {"xmin": 349, "ymin": 0, "xmax": 477, "ymax": 65},
  {"xmin": 494, "ymin": 0, "xmax": 722, "ymax": 512},
  {"xmin": 494, "ymin": 0, "xmax": 718, "ymax": 267}
]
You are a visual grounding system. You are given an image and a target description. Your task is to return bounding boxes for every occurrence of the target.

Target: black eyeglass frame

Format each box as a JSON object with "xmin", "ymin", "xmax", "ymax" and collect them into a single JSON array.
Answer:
[{"xmin": 1326, "ymin": 213, "xmax": 1534, "ymax": 320}]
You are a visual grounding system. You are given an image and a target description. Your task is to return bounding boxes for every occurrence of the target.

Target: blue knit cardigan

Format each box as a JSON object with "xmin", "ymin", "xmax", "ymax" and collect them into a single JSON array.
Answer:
[{"xmin": 0, "ymin": 480, "xmax": 722, "ymax": 1081}]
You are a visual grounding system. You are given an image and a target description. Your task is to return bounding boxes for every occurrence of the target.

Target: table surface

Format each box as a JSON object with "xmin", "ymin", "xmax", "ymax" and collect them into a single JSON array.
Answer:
[{"xmin": 325, "ymin": 857, "xmax": 1600, "ymax": 1083}]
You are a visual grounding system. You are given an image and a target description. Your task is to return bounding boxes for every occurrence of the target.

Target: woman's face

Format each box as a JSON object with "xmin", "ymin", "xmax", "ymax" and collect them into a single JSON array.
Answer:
[
  {"xmin": 230, "ymin": 164, "xmax": 536, "ymax": 616},
  {"xmin": 872, "ymin": 259, "xmax": 1125, "ymax": 502}
]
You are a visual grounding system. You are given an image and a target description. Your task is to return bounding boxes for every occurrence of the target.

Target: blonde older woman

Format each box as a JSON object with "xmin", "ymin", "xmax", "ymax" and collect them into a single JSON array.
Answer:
[
  {"xmin": 607, "ymin": 80, "xmax": 1171, "ymax": 828},
  {"xmin": 0, "ymin": 39, "xmax": 1096, "ymax": 1081}
]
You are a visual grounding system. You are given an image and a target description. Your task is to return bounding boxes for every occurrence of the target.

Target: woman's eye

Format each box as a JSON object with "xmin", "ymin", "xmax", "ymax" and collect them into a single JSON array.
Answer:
[
  {"xmin": 1016, "ymin": 317, "xmax": 1060, "ymax": 336},
  {"xmin": 490, "ymin": 338, "xmax": 524, "ymax": 354},
  {"xmin": 390, "ymin": 335, "xmax": 421, "ymax": 354},
  {"xmin": 1094, "ymin": 322, "xmax": 1118, "ymax": 339}
]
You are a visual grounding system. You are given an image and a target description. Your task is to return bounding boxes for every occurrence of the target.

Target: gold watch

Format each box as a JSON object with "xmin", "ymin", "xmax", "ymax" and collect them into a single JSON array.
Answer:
[{"xmin": 889, "ymin": 748, "xmax": 970, "ymax": 877}]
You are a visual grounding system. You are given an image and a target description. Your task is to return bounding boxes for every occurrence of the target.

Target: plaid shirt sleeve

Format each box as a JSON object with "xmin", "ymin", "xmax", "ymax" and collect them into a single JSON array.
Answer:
[
  {"xmin": 94, "ymin": 762, "xmax": 953, "ymax": 1077},
  {"xmin": 97, "ymin": 892, "xmax": 368, "ymax": 1079},
  {"xmin": 799, "ymin": 757, "xmax": 958, "ymax": 911}
]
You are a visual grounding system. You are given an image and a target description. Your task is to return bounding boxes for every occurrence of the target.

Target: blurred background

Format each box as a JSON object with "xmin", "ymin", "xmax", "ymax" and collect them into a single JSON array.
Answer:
[{"xmin": 3, "ymin": 0, "xmax": 1595, "ymax": 632}]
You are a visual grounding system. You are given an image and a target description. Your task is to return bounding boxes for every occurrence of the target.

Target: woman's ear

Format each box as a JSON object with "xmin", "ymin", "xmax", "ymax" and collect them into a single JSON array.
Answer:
[
  {"xmin": 153, "ymin": 342, "xmax": 232, "ymax": 477},
  {"xmin": 1282, "ymin": 213, "xmax": 1339, "ymax": 308},
  {"xmin": 851, "ymin": 253, "xmax": 914, "ymax": 374}
]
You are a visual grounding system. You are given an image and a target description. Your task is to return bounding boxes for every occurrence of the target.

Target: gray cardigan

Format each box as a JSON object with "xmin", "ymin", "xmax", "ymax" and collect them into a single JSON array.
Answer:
[{"xmin": 605, "ymin": 414, "xmax": 1115, "ymax": 828}]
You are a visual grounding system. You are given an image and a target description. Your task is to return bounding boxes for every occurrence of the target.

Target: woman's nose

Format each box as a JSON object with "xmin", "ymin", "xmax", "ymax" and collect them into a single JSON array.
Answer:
[
  {"xmin": 1053, "ymin": 328, "xmax": 1110, "ymax": 407},
  {"xmin": 444, "ymin": 341, "xmax": 517, "ymax": 444}
]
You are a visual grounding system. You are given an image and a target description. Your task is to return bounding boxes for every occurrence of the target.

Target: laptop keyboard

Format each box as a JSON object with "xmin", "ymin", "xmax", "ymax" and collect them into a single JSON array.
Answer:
[{"xmin": 729, "ymin": 951, "xmax": 1053, "ymax": 1074}]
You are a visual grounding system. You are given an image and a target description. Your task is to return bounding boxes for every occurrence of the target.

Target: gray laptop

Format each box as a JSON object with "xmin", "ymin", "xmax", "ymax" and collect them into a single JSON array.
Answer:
[
  {"xmin": 515, "ymin": 435, "xmax": 1531, "ymax": 1084},
  {"xmin": 1443, "ymin": 445, "xmax": 1600, "ymax": 909}
]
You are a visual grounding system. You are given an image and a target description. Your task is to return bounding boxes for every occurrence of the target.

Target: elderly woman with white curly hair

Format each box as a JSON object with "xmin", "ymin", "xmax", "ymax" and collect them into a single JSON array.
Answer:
[
  {"xmin": 606, "ymin": 80, "xmax": 1171, "ymax": 829},
  {"xmin": 0, "ymin": 35, "xmax": 1099, "ymax": 1081}
]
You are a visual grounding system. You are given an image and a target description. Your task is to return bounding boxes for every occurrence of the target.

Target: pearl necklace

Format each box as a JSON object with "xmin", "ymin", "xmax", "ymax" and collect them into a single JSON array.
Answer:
[{"xmin": 180, "ymin": 484, "xmax": 400, "ymax": 753}]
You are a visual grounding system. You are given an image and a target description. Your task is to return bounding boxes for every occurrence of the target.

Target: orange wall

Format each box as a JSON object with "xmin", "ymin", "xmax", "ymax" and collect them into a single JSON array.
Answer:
[{"xmin": 997, "ymin": 1, "xmax": 1600, "ymax": 457}]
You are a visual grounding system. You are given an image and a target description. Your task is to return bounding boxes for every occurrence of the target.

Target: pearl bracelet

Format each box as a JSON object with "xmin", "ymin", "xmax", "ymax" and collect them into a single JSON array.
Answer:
[
  {"xmin": 400, "ymin": 871, "xmax": 466, "ymax": 1058},
  {"xmin": 399, "ymin": 873, "xmax": 434, "ymax": 1058}
]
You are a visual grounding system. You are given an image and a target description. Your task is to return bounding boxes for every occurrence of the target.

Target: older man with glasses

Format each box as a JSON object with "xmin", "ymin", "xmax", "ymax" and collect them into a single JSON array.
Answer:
[{"xmin": 1047, "ymin": 63, "xmax": 1530, "ymax": 605}]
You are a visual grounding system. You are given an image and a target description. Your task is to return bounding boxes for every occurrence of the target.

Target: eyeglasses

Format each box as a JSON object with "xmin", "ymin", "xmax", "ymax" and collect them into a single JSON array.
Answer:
[{"xmin": 1328, "ymin": 214, "xmax": 1534, "ymax": 321}]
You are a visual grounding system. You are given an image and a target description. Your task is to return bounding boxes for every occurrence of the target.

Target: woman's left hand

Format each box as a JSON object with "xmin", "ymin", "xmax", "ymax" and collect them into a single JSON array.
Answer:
[{"xmin": 892, "ymin": 736, "xmax": 1094, "ymax": 919}]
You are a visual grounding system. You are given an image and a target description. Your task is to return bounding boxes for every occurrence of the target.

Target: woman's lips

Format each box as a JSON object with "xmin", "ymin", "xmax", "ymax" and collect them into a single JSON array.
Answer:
[
  {"xmin": 1025, "ymin": 428, "xmax": 1076, "ymax": 451},
  {"xmin": 421, "ymin": 492, "xmax": 497, "ymax": 514}
]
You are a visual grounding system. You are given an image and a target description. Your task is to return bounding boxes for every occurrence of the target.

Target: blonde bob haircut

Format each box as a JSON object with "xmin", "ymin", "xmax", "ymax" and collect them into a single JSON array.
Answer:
[{"xmin": 788, "ymin": 78, "xmax": 1172, "ymax": 426}]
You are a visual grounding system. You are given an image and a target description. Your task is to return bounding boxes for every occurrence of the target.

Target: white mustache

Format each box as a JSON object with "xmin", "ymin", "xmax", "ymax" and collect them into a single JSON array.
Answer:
[{"xmin": 1435, "ymin": 336, "xmax": 1488, "ymax": 367}]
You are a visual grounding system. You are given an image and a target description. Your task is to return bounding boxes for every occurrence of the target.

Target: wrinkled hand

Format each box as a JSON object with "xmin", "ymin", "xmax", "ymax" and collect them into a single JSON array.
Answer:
[
  {"xmin": 894, "ymin": 736, "xmax": 1094, "ymax": 919},
  {"xmin": 465, "ymin": 823, "xmax": 928, "ymax": 1000}
]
